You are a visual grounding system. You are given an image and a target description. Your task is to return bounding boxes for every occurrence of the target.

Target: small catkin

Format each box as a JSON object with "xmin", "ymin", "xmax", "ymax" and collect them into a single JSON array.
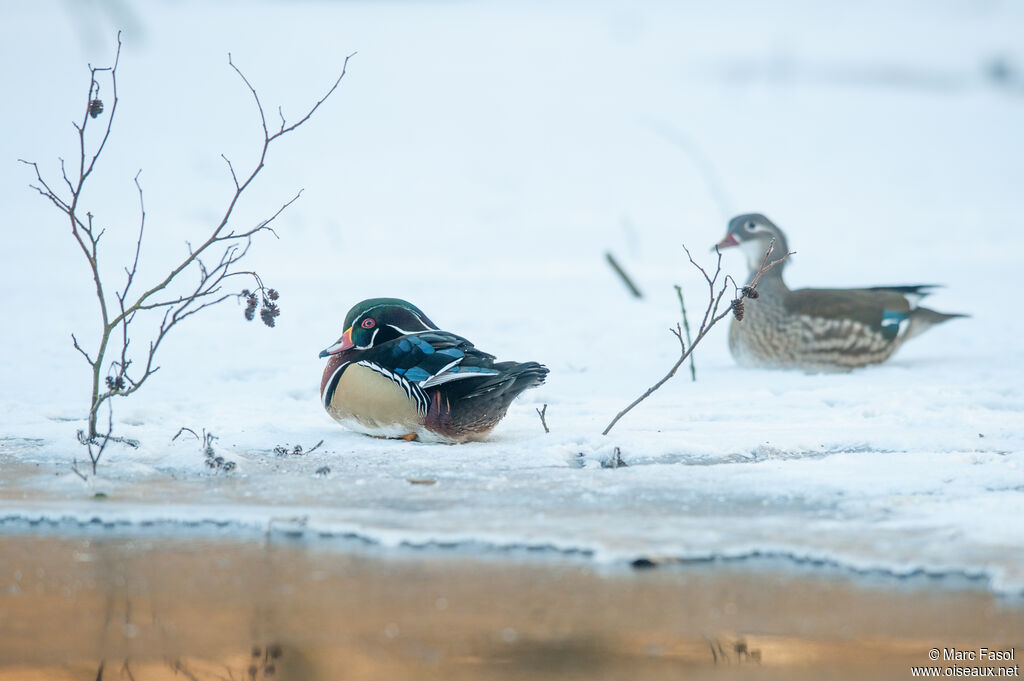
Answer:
[{"xmin": 731, "ymin": 298, "xmax": 745, "ymax": 321}]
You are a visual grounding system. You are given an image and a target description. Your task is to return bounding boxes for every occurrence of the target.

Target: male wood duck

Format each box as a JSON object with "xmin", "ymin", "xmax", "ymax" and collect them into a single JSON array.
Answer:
[
  {"xmin": 319, "ymin": 298, "xmax": 549, "ymax": 443},
  {"xmin": 715, "ymin": 213, "xmax": 966, "ymax": 371}
]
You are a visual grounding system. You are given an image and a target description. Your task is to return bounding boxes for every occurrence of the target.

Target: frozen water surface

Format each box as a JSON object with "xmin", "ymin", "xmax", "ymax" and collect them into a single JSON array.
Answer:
[{"xmin": 0, "ymin": 0, "xmax": 1022, "ymax": 595}]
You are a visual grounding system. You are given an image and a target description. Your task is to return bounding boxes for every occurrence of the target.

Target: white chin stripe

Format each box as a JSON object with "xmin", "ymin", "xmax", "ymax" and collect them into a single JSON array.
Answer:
[
  {"xmin": 322, "ymin": 361, "xmax": 350, "ymax": 409},
  {"xmin": 323, "ymin": 339, "xmax": 349, "ymax": 355}
]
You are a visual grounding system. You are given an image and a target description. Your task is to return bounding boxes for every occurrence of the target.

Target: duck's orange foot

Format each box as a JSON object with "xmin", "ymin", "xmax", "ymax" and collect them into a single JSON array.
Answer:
[{"xmin": 370, "ymin": 433, "xmax": 419, "ymax": 441}]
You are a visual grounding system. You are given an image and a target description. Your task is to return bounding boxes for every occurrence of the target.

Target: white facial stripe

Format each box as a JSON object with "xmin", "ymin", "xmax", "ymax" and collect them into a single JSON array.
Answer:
[
  {"xmin": 350, "ymin": 305, "xmax": 389, "ymax": 333},
  {"xmin": 354, "ymin": 327, "xmax": 379, "ymax": 350},
  {"xmin": 387, "ymin": 323, "xmax": 432, "ymax": 335},
  {"xmin": 354, "ymin": 305, "xmax": 435, "ymax": 337},
  {"xmin": 408, "ymin": 310, "xmax": 434, "ymax": 330}
]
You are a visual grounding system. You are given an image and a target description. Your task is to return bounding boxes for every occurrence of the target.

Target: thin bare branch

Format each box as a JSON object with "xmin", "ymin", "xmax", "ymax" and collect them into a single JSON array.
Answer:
[
  {"xmin": 673, "ymin": 285, "xmax": 696, "ymax": 381},
  {"xmin": 59, "ymin": 157, "xmax": 74, "ymax": 196},
  {"xmin": 172, "ymin": 427, "xmax": 200, "ymax": 442},
  {"xmin": 19, "ymin": 160, "xmax": 71, "ymax": 212},
  {"xmin": 682, "ymin": 243, "xmax": 722, "ymax": 331},
  {"xmin": 121, "ymin": 170, "xmax": 146, "ymax": 300},
  {"xmin": 77, "ymin": 401, "xmax": 114, "ymax": 473},
  {"xmin": 602, "ymin": 242, "xmax": 791, "ymax": 435},
  {"xmin": 71, "ymin": 460, "xmax": 89, "ymax": 482},
  {"xmin": 748, "ymin": 239, "xmax": 792, "ymax": 290},
  {"xmin": 77, "ymin": 31, "xmax": 122, "ymax": 192},
  {"xmin": 271, "ymin": 52, "xmax": 356, "ymax": 140},
  {"xmin": 669, "ymin": 323, "xmax": 685, "ymax": 350},
  {"xmin": 71, "ymin": 333, "xmax": 95, "ymax": 365},
  {"xmin": 220, "ymin": 154, "xmax": 239, "ymax": 190},
  {"xmin": 134, "ymin": 287, "xmax": 228, "ymax": 312},
  {"xmin": 171, "ymin": 293, "xmax": 234, "ymax": 324},
  {"xmin": 227, "ymin": 52, "xmax": 269, "ymax": 141},
  {"xmin": 22, "ymin": 33, "xmax": 350, "ymax": 456}
]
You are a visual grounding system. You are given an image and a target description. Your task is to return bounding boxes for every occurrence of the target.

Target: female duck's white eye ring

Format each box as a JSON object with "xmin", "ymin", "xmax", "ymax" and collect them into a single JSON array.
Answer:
[{"xmin": 361, "ymin": 318, "xmax": 375, "ymax": 329}]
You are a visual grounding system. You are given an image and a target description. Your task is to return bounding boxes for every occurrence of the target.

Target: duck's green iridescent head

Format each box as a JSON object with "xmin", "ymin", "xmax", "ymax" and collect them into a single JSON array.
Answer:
[{"xmin": 319, "ymin": 298, "xmax": 439, "ymax": 357}]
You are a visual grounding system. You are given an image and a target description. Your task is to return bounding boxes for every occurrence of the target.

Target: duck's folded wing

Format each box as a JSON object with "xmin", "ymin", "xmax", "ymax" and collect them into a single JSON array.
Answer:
[
  {"xmin": 784, "ymin": 288, "xmax": 912, "ymax": 341},
  {"xmin": 372, "ymin": 331, "xmax": 500, "ymax": 389}
]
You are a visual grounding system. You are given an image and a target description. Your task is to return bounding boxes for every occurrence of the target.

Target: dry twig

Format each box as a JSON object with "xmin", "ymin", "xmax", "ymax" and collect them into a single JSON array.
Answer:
[
  {"xmin": 19, "ymin": 33, "xmax": 354, "ymax": 464},
  {"xmin": 273, "ymin": 440, "xmax": 324, "ymax": 457},
  {"xmin": 673, "ymin": 284, "xmax": 696, "ymax": 381},
  {"xmin": 174, "ymin": 427, "xmax": 237, "ymax": 473},
  {"xmin": 605, "ymin": 251, "xmax": 643, "ymax": 298},
  {"xmin": 602, "ymin": 240, "xmax": 790, "ymax": 435},
  {"xmin": 602, "ymin": 446, "xmax": 627, "ymax": 468},
  {"xmin": 536, "ymin": 404, "xmax": 550, "ymax": 434}
]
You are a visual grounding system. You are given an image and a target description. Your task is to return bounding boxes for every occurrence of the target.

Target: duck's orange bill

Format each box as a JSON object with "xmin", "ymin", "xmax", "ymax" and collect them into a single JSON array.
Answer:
[
  {"xmin": 715, "ymin": 233, "xmax": 739, "ymax": 249},
  {"xmin": 318, "ymin": 327, "xmax": 354, "ymax": 358}
]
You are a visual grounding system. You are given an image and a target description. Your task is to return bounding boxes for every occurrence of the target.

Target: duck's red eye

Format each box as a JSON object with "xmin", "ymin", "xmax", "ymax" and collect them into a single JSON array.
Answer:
[{"xmin": 361, "ymin": 318, "xmax": 375, "ymax": 329}]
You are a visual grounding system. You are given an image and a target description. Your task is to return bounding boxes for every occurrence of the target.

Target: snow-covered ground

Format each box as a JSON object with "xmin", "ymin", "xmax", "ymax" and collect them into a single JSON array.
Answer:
[{"xmin": 1, "ymin": 1, "xmax": 1022, "ymax": 594}]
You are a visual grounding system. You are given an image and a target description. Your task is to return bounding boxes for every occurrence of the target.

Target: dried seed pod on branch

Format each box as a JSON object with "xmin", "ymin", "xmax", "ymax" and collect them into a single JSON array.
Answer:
[
  {"xmin": 602, "ymin": 239, "xmax": 790, "ymax": 436},
  {"xmin": 19, "ymin": 32, "xmax": 355, "ymax": 472}
]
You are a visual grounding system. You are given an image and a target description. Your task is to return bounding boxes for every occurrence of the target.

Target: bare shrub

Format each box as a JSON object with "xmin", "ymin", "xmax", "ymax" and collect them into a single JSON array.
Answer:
[
  {"xmin": 602, "ymin": 241, "xmax": 789, "ymax": 436},
  {"xmin": 20, "ymin": 33, "xmax": 353, "ymax": 470}
]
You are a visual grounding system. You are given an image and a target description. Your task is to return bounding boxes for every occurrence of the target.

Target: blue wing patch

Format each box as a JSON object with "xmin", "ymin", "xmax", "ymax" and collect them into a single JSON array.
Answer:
[
  {"xmin": 449, "ymin": 366, "xmax": 497, "ymax": 374},
  {"xmin": 880, "ymin": 310, "xmax": 908, "ymax": 341},
  {"xmin": 363, "ymin": 330, "xmax": 501, "ymax": 394},
  {"xmin": 408, "ymin": 336, "xmax": 435, "ymax": 354},
  {"xmin": 403, "ymin": 367, "xmax": 433, "ymax": 382}
]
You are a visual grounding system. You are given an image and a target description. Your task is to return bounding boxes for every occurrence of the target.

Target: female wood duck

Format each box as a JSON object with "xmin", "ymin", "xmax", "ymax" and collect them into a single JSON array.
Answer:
[
  {"xmin": 319, "ymin": 298, "xmax": 549, "ymax": 443},
  {"xmin": 715, "ymin": 213, "xmax": 966, "ymax": 371}
]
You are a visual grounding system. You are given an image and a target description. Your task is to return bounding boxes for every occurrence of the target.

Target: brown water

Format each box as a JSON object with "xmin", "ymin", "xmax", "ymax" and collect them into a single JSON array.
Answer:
[{"xmin": 0, "ymin": 533, "xmax": 1020, "ymax": 680}]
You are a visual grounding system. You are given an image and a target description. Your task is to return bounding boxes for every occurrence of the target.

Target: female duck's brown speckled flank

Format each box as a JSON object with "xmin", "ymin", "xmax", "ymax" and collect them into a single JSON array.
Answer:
[
  {"xmin": 319, "ymin": 298, "xmax": 548, "ymax": 443},
  {"xmin": 716, "ymin": 214, "xmax": 966, "ymax": 371}
]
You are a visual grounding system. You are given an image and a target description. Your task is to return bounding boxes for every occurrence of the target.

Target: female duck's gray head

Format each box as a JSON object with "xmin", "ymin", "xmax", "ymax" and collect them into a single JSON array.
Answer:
[{"xmin": 715, "ymin": 213, "xmax": 791, "ymax": 274}]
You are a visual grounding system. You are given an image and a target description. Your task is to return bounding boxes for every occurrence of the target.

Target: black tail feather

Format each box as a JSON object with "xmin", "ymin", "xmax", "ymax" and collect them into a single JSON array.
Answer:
[
  {"xmin": 461, "ymin": 361, "xmax": 548, "ymax": 400},
  {"xmin": 865, "ymin": 284, "xmax": 942, "ymax": 297}
]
